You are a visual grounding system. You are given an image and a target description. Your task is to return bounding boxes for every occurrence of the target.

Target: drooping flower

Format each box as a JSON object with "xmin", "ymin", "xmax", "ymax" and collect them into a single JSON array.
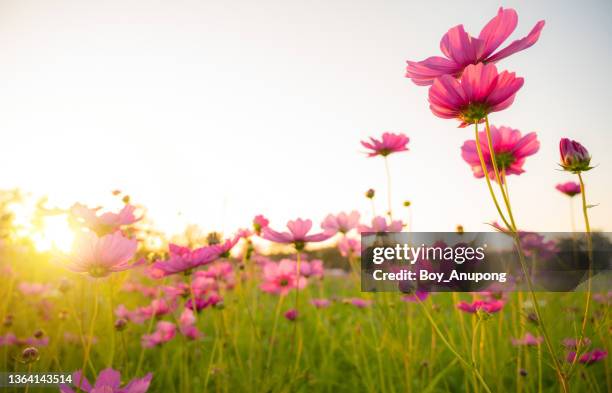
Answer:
[
  {"xmin": 321, "ymin": 211, "xmax": 361, "ymax": 235},
  {"xmin": 512, "ymin": 332, "xmax": 543, "ymax": 346},
  {"xmin": 141, "ymin": 321, "xmax": 176, "ymax": 348},
  {"xmin": 457, "ymin": 299, "xmax": 504, "ymax": 314},
  {"xmin": 406, "ymin": 7, "xmax": 544, "ymax": 86},
  {"xmin": 60, "ymin": 368, "xmax": 152, "ymax": 393},
  {"xmin": 262, "ymin": 218, "xmax": 332, "ymax": 250},
  {"xmin": 556, "ymin": 181, "xmax": 581, "ymax": 197},
  {"xmin": 559, "ymin": 138, "xmax": 593, "ymax": 173},
  {"xmin": 150, "ymin": 243, "xmax": 220, "ymax": 277},
  {"xmin": 360, "ymin": 133, "xmax": 409, "ymax": 157},
  {"xmin": 338, "ymin": 237, "xmax": 361, "ymax": 258},
  {"xmin": 567, "ymin": 349, "xmax": 607, "ymax": 365},
  {"xmin": 461, "ymin": 125, "xmax": 539, "ymax": 180},
  {"xmin": 71, "ymin": 203, "xmax": 140, "ymax": 236},
  {"xmin": 428, "ymin": 63, "xmax": 524, "ymax": 127},
  {"xmin": 260, "ymin": 260, "xmax": 307, "ymax": 296},
  {"xmin": 253, "ymin": 215, "xmax": 269, "ymax": 235},
  {"xmin": 66, "ymin": 232, "xmax": 138, "ymax": 278},
  {"xmin": 359, "ymin": 216, "xmax": 403, "ymax": 233}
]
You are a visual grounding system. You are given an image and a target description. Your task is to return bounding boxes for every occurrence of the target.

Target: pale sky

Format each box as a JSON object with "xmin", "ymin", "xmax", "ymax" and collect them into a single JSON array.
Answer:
[{"xmin": 0, "ymin": 0, "xmax": 610, "ymax": 237}]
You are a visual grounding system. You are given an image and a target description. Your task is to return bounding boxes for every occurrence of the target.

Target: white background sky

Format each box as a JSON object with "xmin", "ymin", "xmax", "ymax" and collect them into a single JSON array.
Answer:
[{"xmin": 0, "ymin": 0, "xmax": 610, "ymax": 236}]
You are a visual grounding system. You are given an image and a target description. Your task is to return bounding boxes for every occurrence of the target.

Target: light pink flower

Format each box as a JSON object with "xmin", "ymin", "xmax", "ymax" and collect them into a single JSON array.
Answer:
[
  {"xmin": 556, "ymin": 182, "xmax": 581, "ymax": 197},
  {"xmin": 461, "ymin": 125, "xmax": 539, "ymax": 180},
  {"xmin": 253, "ymin": 215, "xmax": 269, "ymax": 235},
  {"xmin": 66, "ymin": 232, "xmax": 138, "ymax": 278},
  {"xmin": 346, "ymin": 298, "xmax": 373, "ymax": 308},
  {"xmin": 71, "ymin": 203, "xmax": 140, "ymax": 235},
  {"xmin": 512, "ymin": 333, "xmax": 543, "ymax": 346},
  {"xmin": 321, "ymin": 211, "xmax": 360, "ymax": 235},
  {"xmin": 361, "ymin": 133, "xmax": 409, "ymax": 157},
  {"xmin": 562, "ymin": 337, "xmax": 592, "ymax": 350},
  {"xmin": 151, "ymin": 243, "xmax": 220, "ymax": 277},
  {"xmin": 60, "ymin": 368, "xmax": 152, "ymax": 393},
  {"xmin": 406, "ymin": 7, "xmax": 544, "ymax": 86},
  {"xmin": 299, "ymin": 259, "xmax": 324, "ymax": 278},
  {"xmin": 338, "ymin": 237, "xmax": 361, "ymax": 258},
  {"xmin": 359, "ymin": 216, "xmax": 403, "ymax": 233},
  {"xmin": 18, "ymin": 282, "xmax": 53, "ymax": 296},
  {"xmin": 262, "ymin": 218, "xmax": 332, "ymax": 250},
  {"xmin": 311, "ymin": 298, "xmax": 331, "ymax": 308},
  {"xmin": 141, "ymin": 321, "xmax": 176, "ymax": 348},
  {"xmin": 260, "ymin": 260, "xmax": 307, "ymax": 296},
  {"xmin": 429, "ymin": 63, "xmax": 523, "ymax": 127}
]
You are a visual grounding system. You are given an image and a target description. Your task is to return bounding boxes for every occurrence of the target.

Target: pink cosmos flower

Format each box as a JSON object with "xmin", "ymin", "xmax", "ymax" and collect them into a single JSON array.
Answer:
[
  {"xmin": 66, "ymin": 232, "xmax": 138, "ymax": 278},
  {"xmin": 360, "ymin": 133, "xmax": 410, "ymax": 157},
  {"xmin": 556, "ymin": 182, "xmax": 581, "ymax": 197},
  {"xmin": 71, "ymin": 203, "xmax": 140, "ymax": 236},
  {"xmin": 401, "ymin": 289, "xmax": 429, "ymax": 303},
  {"xmin": 406, "ymin": 7, "xmax": 544, "ymax": 86},
  {"xmin": 461, "ymin": 125, "xmax": 539, "ymax": 180},
  {"xmin": 260, "ymin": 260, "xmax": 307, "ymax": 296},
  {"xmin": 299, "ymin": 259, "xmax": 324, "ymax": 278},
  {"xmin": 359, "ymin": 216, "xmax": 403, "ymax": 233},
  {"xmin": 567, "ymin": 349, "xmax": 607, "ymax": 365},
  {"xmin": 18, "ymin": 282, "xmax": 53, "ymax": 296},
  {"xmin": 512, "ymin": 333, "xmax": 543, "ymax": 346},
  {"xmin": 562, "ymin": 337, "xmax": 592, "ymax": 350},
  {"xmin": 185, "ymin": 292, "xmax": 222, "ymax": 312},
  {"xmin": 151, "ymin": 243, "xmax": 220, "ymax": 277},
  {"xmin": 311, "ymin": 298, "xmax": 331, "ymax": 308},
  {"xmin": 559, "ymin": 138, "xmax": 592, "ymax": 173},
  {"xmin": 321, "ymin": 211, "xmax": 361, "ymax": 235},
  {"xmin": 60, "ymin": 368, "xmax": 152, "ymax": 393},
  {"xmin": 262, "ymin": 218, "xmax": 332, "ymax": 250},
  {"xmin": 179, "ymin": 309, "xmax": 202, "ymax": 340},
  {"xmin": 457, "ymin": 299, "xmax": 504, "ymax": 314},
  {"xmin": 346, "ymin": 298, "xmax": 373, "ymax": 308},
  {"xmin": 338, "ymin": 237, "xmax": 361, "ymax": 258},
  {"xmin": 141, "ymin": 321, "xmax": 176, "ymax": 348},
  {"xmin": 253, "ymin": 215, "xmax": 269, "ymax": 235},
  {"xmin": 429, "ymin": 63, "xmax": 523, "ymax": 127},
  {"xmin": 284, "ymin": 309, "xmax": 298, "ymax": 321}
]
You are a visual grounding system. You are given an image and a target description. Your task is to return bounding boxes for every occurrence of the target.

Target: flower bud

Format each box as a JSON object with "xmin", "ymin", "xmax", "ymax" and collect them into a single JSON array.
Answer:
[
  {"xmin": 33, "ymin": 329, "xmax": 45, "ymax": 339},
  {"xmin": 403, "ymin": 200, "xmax": 411, "ymax": 207},
  {"xmin": 559, "ymin": 138, "xmax": 592, "ymax": 173},
  {"xmin": 114, "ymin": 318, "xmax": 128, "ymax": 331},
  {"xmin": 456, "ymin": 225, "xmax": 464, "ymax": 234},
  {"xmin": 365, "ymin": 189, "xmax": 375, "ymax": 199},
  {"xmin": 21, "ymin": 347, "xmax": 39, "ymax": 364}
]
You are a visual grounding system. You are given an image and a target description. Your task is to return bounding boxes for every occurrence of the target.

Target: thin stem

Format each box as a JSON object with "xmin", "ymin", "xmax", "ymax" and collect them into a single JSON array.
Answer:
[
  {"xmin": 264, "ymin": 295, "xmax": 285, "ymax": 371},
  {"xmin": 569, "ymin": 172, "xmax": 593, "ymax": 376},
  {"xmin": 384, "ymin": 156, "xmax": 393, "ymax": 219},
  {"xmin": 77, "ymin": 281, "xmax": 99, "ymax": 393}
]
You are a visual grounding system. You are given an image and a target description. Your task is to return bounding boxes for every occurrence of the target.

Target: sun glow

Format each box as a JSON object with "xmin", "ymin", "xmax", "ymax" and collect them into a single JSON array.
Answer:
[{"xmin": 31, "ymin": 215, "xmax": 75, "ymax": 253}]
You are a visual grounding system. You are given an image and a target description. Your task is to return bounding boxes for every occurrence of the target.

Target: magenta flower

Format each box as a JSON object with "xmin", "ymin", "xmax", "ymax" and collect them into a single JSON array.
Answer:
[
  {"xmin": 567, "ymin": 349, "xmax": 607, "ymax": 365},
  {"xmin": 338, "ymin": 237, "xmax": 361, "ymax": 258},
  {"xmin": 361, "ymin": 133, "xmax": 410, "ymax": 157},
  {"xmin": 151, "ymin": 243, "xmax": 220, "ymax": 277},
  {"xmin": 359, "ymin": 216, "xmax": 403, "ymax": 233},
  {"xmin": 60, "ymin": 368, "xmax": 152, "ymax": 393},
  {"xmin": 429, "ymin": 63, "xmax": 523, "ymax": 127},
  {"xmin": 141, "ymin": 321, "xmax": 176, "ymax": 348},
  {"xmin": 512, "ymin": 333, "xmax": 543, "ymax": 346},
  {"xmin": 262, "ymin": 218, "xmax": 332, "ymax": 250},
  {"xmin": 284, "ymin": 309, "xmax": 298, "ymax": 321},
  {"xmin": 461, "ymin": 125, "xmax": 539, "ymax": 180},
  {"xmin": 559, "ymin": 138, "xmax": 592, "ymax": 173},
  {"xmin": 556, "ymin": 181, "xmax": 581, "ymax": 197},
  {"xmin": 406, "ymin": 7, "xmax": 544, "ymax": 86},
  {"xmin": 253, "ymin": 214, "xmax": 269, "ymax": 235},
  {"xmin": 401, "ymin": 289, "xmax": 429, "ymax": 303},
  {"xmin": 66, "ymin": 232, "xmax": 138, "ymax": 278},
  {"xmin": 346, "ymin": 298, "xmax": 373, "ymax": 308},
  {"xmin": 457, "ymin": 299, "xmax": 504, "ymax": 314},
  {"xmin": 311, "ymin": 298, "xmax": 331, "ymax": 308},
  {"xmin": 260, "ymin": 260, "xmax": 307, "ymax": 296},
  {"xmin": 179, "ymin": 309, "xmax": 202, "ymax": 340},
  {"xmin": 321, "ymin": 211, "xmax": 361, "ymax": 235},
  {"xmin": 71, "ymin": 203, "xmax": 140, "ymax": 236}
]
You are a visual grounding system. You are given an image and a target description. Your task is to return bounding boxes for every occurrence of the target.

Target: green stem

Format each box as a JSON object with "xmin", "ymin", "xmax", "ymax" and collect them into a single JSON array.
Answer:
[
  {"xmin": 384, "ymin": 156, "xmax": 393, "ymax": 219},
  {"xmin": 77, "ymin": 281, "xmax": 99, "ymax": 393}
]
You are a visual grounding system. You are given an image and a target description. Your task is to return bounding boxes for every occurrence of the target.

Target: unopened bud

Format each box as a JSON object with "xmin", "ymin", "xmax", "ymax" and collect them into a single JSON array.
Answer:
[
  {"xmin": 114, "ymin": 318, "xmax": 128, "ymax": 331},
  {"xmin": 21, "ymin": 347, "xmax": 39, "ymax": 364},
  {"xmin": 365, "ymin": 189, "xmax": 375, "ymax": 199}
]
